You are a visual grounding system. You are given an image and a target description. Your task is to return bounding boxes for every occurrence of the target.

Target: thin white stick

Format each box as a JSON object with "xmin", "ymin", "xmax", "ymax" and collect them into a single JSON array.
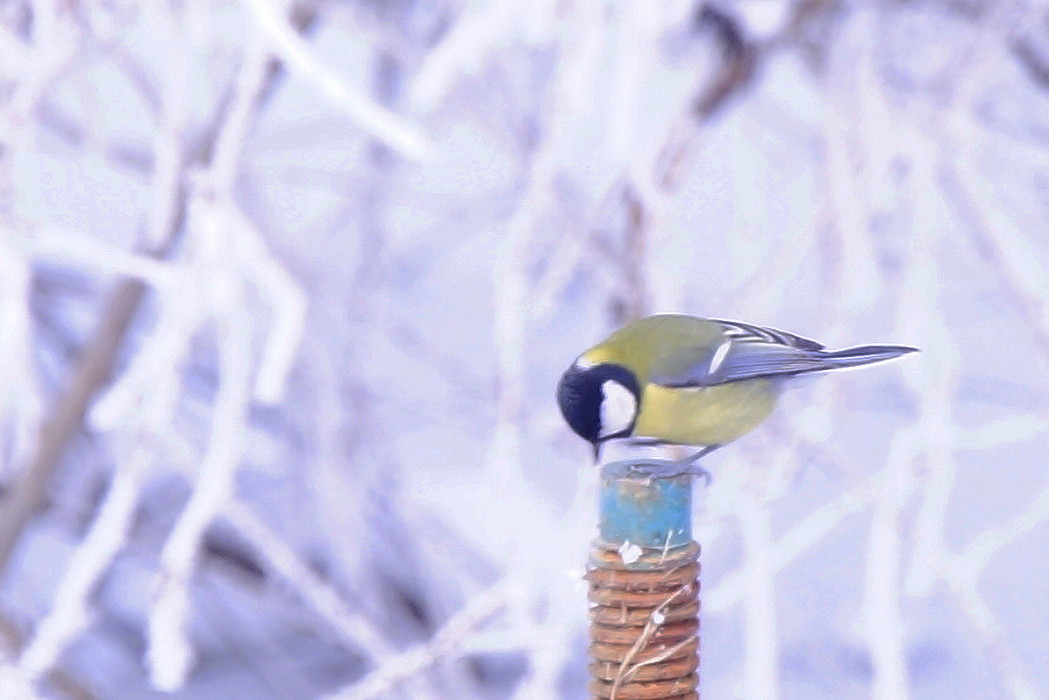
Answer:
[
  {"xmin": 954, "ymin": 485, "xmax": 1049, "ymax": 582},
  {"xmin": 22, "ymin": 277, "xmax": 199, "ymax": 678},
  {"xmin": 11, "ymin": 224, "xmax": 177, "ymax": 287},
  {"xmin": 323, "ymin": 581, "xmax": 511, "ymax": 700},
  {"xmin": 19, "ymin": 444, "xmax": 154, "ymax": 678},
  {"xmin": 0, "ymin": 248, "xmax": 38, "ymax": 479},
  {"xmin": 739, "ymin": 493, "xmax": 778, "ymax": 700},
  {"xmin": 707, "ymin": 482, "xmax": 869, "ymax": 612},
  {"xmin": 864, "ymin": 431, "xmax": 917, "ymax": 700},
  {"xmin": 141, "ymin": 1, "xmax": 189, "ymax": 249},
  {"xmin": 222, "ymin": 500, "xmax": 396, "ymax": 657},
  {"xmin": 222, "ymin": 203, "xmax": 306, "ymax": 404},
  {"xmin": 488, "ymin": 10, "xmax": 606, "ymax": 696},
  {"xmin": 240, "ymin": 0, "xmax": 433, "ymax": 160},
  {"xmin": 408, "ymin": 0, "xmax": 524, "ymax": 111},
  {"xmin": 147, "ymin": 311, "xmax": 253, "ymax": 691}
]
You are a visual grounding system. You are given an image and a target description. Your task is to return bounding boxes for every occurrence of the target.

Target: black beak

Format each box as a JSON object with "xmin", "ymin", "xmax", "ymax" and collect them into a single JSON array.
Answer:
[{"xmin": 591, "ymin": 441, "xmax": 600, "ymax": 463}]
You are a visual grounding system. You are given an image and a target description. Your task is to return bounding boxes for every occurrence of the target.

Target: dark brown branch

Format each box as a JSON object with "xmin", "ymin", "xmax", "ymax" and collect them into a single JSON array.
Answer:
[
  {"xmin": 601, "ymin": 0, "xmax": 839, "ymax": 325},
  {"xmin": 604, "ymin": 7, "xmax": 759, "ymax": 324},
  {"xmin": 1012, "ymin": 36, "xmax": 1049, "ymax": 91}
]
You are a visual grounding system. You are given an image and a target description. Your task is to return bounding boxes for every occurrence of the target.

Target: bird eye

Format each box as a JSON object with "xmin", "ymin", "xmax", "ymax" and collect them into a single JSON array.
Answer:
[{"xmin": 599, "ymin": 380, "xmax": 637, "ymax": 438}]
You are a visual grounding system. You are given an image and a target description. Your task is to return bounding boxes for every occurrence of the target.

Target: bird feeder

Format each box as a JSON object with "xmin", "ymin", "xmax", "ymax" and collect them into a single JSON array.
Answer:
[{"xmin": 587, "ymin": 465, "xmax": 701, "ymax": 700}]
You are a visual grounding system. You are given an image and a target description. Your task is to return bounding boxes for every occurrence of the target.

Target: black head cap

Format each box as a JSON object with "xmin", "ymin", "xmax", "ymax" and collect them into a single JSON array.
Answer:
[{"xmin": 556, "ymin": 361, "xmax": 642, "ymax": 456}]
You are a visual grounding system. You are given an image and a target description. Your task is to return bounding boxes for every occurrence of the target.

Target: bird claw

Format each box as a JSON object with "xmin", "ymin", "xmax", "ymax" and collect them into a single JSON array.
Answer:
[
  {"xmin": 599, "ymin": 446, "xmax": 717, "ymax": 485},
  {"xmin": 674, "ymin": 444, "xmax": 719, "ymax": 486},
  {"xmin": 601, "ymin": 461, "xmax": 666, "ymax": 479},
  {"xmin": 688, "ymin": 464, "xmax": 713, "ymax": 486}
]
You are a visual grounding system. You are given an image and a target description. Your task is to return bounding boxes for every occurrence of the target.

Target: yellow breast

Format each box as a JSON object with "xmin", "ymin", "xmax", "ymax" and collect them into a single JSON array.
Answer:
[{"xmin": 632, "ymin": 379, "xmax": 780, "ymax": 446}]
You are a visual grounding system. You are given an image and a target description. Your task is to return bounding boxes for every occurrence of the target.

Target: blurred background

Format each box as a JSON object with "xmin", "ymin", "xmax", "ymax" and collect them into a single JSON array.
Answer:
[{"xmin": 0, "ymin": 0, "xmax": 1047, "ymax": 698}]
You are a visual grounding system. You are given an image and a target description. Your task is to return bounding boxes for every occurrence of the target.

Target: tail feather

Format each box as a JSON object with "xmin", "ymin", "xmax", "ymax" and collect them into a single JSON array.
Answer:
[{"xmin": 816, "ymin": 345, "xmax": 919, "ymax": 371}]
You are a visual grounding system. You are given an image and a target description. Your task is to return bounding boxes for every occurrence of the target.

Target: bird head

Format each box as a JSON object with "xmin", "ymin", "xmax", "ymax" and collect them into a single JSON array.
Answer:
[{"xmin": 556, "ymin": 359, "xmax": 642, "ymax": 459}]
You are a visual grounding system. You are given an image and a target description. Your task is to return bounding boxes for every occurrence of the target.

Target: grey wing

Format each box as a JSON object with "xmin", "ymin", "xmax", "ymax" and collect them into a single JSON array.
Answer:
[
  {"xmin": 714, "ymin": 319, "xmax": 824, "ymax": 351},
  {"xmin": 651, "ymin": 320, "xmax": 827, "ymax": 387}
]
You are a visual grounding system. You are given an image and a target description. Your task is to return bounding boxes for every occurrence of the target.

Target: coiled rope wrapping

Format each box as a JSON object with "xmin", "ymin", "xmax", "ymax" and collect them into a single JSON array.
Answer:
[{"xmin": 586, "ymin": 541, "xmax": 700, "ymax": 700}]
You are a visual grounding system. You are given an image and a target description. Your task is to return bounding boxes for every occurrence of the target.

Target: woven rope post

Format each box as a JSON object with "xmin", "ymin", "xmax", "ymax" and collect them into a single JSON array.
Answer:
[{"xmin": 587, "ymin": 472, "xmax": 700, "ymax": 700}]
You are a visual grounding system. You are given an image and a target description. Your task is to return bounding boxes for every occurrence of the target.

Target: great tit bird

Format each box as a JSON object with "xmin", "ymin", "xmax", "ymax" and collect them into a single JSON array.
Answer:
[{"xmin": 557, "ymin": 314, "xmax": 917, "ymax": 460}]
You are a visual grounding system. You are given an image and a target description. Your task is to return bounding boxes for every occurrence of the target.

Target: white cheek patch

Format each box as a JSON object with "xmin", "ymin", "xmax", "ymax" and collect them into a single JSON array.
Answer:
[{"xmin": 600, "ymin": 380, "xmax": 637, "ymax": 438}]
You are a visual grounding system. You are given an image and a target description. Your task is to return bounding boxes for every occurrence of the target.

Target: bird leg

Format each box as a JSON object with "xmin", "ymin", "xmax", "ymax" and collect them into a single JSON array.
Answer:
[
  {"xmin": 599, "ymin": 444, "xmax": 721, "ymax": 485},
  {"xmin": 675, "ymin": 444, "xmax": 722, "ymax": 485}
]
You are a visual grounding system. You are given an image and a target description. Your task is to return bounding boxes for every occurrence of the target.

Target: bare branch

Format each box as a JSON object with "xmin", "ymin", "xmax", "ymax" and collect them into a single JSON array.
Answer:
[
  {"xmin": 240, "ymin": 0, "xmax": 434, "ymax": 160},
  {"xmin": 324, "ymin": 581, "xmax": 511, "ymax": 700}
]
